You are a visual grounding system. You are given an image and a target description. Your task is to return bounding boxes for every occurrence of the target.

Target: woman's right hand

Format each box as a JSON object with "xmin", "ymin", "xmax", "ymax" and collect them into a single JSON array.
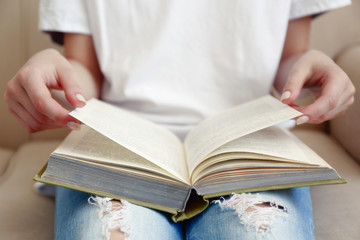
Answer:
[{"xmin": 4, "ymin": 48, "xmax": 86, "ymax": 132}]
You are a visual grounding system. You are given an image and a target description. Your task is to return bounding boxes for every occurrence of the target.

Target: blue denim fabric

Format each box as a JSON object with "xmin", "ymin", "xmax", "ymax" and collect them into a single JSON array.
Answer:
[{"xmin": 55, "ymin": 187, "xmax": 314, "ymax": 240}]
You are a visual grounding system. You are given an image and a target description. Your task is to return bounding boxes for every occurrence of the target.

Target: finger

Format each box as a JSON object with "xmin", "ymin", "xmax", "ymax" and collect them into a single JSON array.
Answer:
[
  {"xmin": 293, "ymin": 90, "xmax": 353, "ymax": 125},
  {"xmin": 320, "ymin": 95, "xmax": 355, "ymax": 122},
  {"xmin": 302, "ymin": 74, "xmax": 355, "ymax": 123},
  {"xmin": 299, "ymin": 75, "xmax": 343, "ymax": 120},
  {"xmin": 7, "ymin": 76, "xmax": 81, "ymax": 130},
  {"xmin": 280, "ymin": 63, "xmax": 311, "ymax": 105},
  {"xmin": 296, "ymin": 95, "xmax": 347, "ymax": 124},
  {"xmin": 11, "ymin": 84, "xmax": 55, "ymax": 125},
  {"xmin": 8, "ymin": 101, "xmax": 61, "ymax": 132},
  {"xmin": 56, "ymin": 64, "xmax": 86, "ymax": 108},
  {"xmin": 8, "ymin": 108, "xmax": 32, "ymax": 132},
  {"xmin": 5, "ymin": 78, "xmax": 54, "ymax": 125},
  {"xmin": 23, "ymin": 75, "xmax": 76, "ymax": 126}
]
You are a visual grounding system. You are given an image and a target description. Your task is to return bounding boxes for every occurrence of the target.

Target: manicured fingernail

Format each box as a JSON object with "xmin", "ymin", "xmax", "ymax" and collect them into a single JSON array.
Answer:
[
  {"xmin": 67, "ymin": 121, "xmax": 81, "ymax": 130},
  {"xmin": 296, "ymin": 116, "xmax": 309, "ymax": 125},
  {"xmin": 76, "ymin": 94, "xmax": 86, "ymax": 105},
  {"xmin": 280, "ymin": 91, "xmax": 291, "ymax": 102}
]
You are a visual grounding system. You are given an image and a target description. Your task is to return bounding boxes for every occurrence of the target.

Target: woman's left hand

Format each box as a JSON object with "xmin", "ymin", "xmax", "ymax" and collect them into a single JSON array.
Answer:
[{"xmin": 280, "ymin": 49, "xmax": 355, "ymax": 124}]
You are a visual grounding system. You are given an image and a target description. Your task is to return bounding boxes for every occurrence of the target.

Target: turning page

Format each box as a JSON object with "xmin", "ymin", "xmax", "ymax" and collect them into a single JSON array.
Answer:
[{"xmin": 70, "ymin": 99, "xmax": 189, "ymax": 184}]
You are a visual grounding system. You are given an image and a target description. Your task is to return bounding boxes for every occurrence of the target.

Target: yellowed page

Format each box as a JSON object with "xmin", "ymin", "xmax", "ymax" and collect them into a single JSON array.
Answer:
[
  {"xmin": 70, "ymin": 99, "xmax": 189, "ymax": 184},
  {"xmin": 185, "ymin": 95, "xmax": 302, "ymax": 173},
  {"xmin": 193, "ymin": 159, "xmax": 315, "ymax": 184},
  {"xmin": 193, "ymin": 161, "xmax": 319, "ymax": 185},
  {"xmin": 191, "ymin": 152, "xmax": 307, "ymax": 183}
]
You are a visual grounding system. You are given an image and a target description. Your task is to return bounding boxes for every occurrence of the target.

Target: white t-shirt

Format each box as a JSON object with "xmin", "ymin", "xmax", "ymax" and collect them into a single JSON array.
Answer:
[{"xmin": 39, "ymin": 0, "xmax": 350, "ymax": 137}]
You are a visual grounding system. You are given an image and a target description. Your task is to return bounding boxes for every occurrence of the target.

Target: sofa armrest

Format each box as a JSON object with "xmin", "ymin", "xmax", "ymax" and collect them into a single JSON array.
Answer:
[{"xmin": 330, "ymin": 42, "xmax": 360, "ymax": 163}]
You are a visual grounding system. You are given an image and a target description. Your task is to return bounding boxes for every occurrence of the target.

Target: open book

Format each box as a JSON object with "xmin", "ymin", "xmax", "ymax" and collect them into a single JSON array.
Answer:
[{"xmin": 34, "ymin": 95, "xmax": 344, "ymax": 221}]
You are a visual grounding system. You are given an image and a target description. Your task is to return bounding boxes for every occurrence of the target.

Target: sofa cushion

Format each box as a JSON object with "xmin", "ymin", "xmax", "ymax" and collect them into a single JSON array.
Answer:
[
  {"xmin": 292, "ymin": 126, "xmax": 360, "ymax": 240},
  {"xmin": 0, "ymin": 140, "xmax": 61, "ymax": 240},
  {"xmin": 0, "ymin": 147, "xmax": 13, "ymax": 177}
]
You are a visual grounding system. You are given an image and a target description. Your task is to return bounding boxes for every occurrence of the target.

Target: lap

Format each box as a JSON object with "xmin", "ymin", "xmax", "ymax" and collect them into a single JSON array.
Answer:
[{"xmin": 54, "ymin": 187, "xmax": 314, "ymax": 240}]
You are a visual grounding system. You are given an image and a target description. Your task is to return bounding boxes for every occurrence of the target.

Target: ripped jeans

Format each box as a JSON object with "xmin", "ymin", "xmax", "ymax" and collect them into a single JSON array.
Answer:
[{"xmin": 55, "ymin": 187, "xmax": 314, "ymax": 240}]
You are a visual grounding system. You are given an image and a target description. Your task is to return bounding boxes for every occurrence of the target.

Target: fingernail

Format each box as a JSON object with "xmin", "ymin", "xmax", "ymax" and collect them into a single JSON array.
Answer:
[
  {"xmin": 296, "ymin": 116, "xmax": 309, "ymax": 125},
  {"xmin": 76, "ymin": 94, "xmax": 86, "ymax": 105},
  {"xmin": 280, "ymin": 91, "xmax": 291, "ymax": 102},
  {"xmin": 67, "ymin": 121, "xmax": 81, "ymax": 130}
]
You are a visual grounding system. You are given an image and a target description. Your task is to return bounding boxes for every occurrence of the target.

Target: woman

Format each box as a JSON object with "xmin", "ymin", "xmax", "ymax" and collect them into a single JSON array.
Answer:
[{"xmin": 4, "ymin": 0, "xmax": 354, "ymax": 239}]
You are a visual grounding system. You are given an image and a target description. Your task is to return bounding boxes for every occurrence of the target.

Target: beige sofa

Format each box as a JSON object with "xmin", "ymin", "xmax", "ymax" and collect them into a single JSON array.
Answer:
[{"xmin": 1, "ymin": 1, "xmax": 360, "ymax": 239}]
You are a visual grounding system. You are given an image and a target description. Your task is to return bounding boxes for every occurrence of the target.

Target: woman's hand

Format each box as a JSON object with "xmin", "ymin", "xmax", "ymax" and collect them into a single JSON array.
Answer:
[
  {"xmin": 280, "ymin": 49, "xmax": 355, "ymax": 124},
  {"xmin": 275, "ymin": 17, "xmax": 355, "ymax": 125},
  {"xmin": 4, "ymin": 48, "xmax": 86, "ymax": 132},
  {"xmin": 5, "ymin": 34, "xmax": 103, "ymax": 133}
]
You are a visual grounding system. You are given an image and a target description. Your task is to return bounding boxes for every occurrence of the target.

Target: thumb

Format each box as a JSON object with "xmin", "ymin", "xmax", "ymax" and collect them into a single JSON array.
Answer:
[{"xmin": 56, "ymin": 64, "xmax": 87, "ymax": 108}]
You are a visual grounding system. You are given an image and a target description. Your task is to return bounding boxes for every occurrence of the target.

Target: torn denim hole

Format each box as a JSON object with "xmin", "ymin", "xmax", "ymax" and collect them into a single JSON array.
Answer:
[
  {"xmin": 213, "ymin": 193, "xmax": 288, "ymax": 234},
  {"xmin": 88, "ymin": 196, "xmax": 131, "ymax": 240}
]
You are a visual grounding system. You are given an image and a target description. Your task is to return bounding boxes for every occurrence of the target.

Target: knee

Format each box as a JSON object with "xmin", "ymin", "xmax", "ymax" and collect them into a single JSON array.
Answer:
[
  {"xmin": 213, "ymin": 193, "xmax": 288, "ymax": 234},
  {"xmin": 89, "ymin": 197, "xmax": 131, "ymax": 240}
]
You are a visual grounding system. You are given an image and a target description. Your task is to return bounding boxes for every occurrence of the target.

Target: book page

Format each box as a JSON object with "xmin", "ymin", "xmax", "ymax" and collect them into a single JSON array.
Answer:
[
  {"xmin": 287, "ymin": 130, "xmax": 333, "ymax": 168},
  {"xmin": 193, "ymin": 160, "xmax": 323, "ymax": 186},
  {"xmin": 70, "ymin": 99, "xmax": 189, "ymax": 184},
  {"xmin": 190, "ymin": 127, "xmax": 334, "ymax": 184},
  {"xmin": 206, "ymin": 127, "xmax": 310, "ymax": 165},
  {"xmin": 55, "ymin": 125, "xmax": 180, "ymax": 179},
  {"xmin": 185, "ymin": 95, "xmax": 302, "ymax": 173}
]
